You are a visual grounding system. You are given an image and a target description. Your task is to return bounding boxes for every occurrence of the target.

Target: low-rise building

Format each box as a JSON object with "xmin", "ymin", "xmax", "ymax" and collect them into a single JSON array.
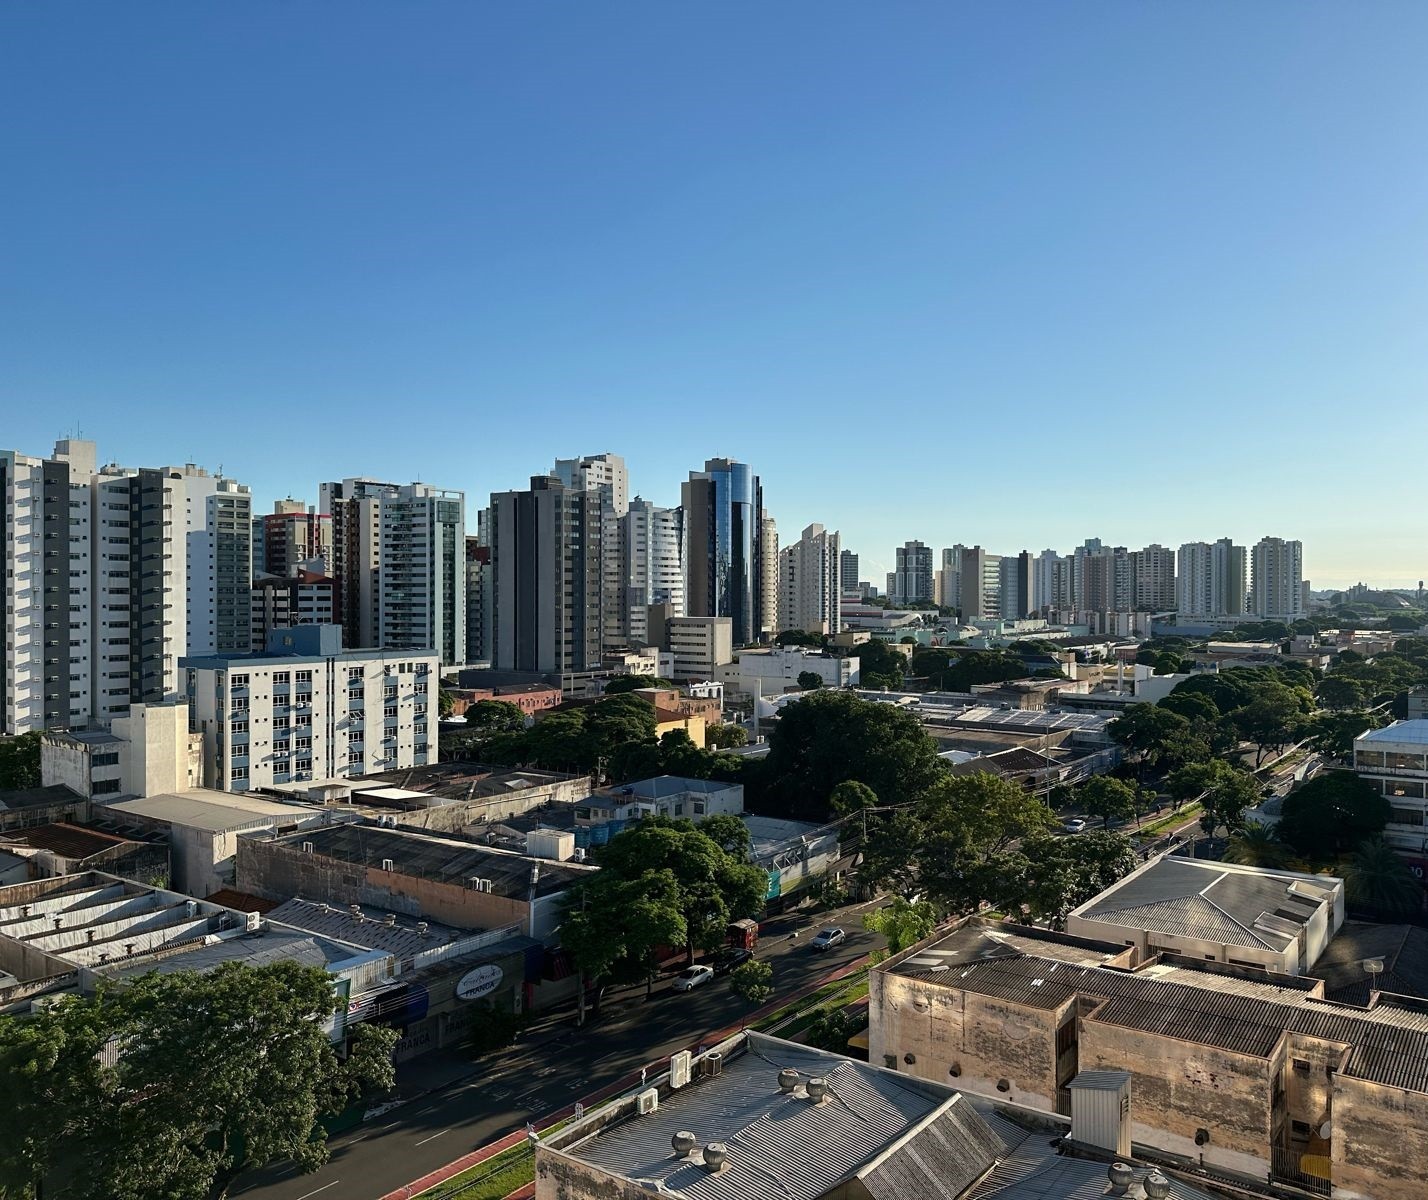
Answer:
[
  {"xmin": 535, "ymin": 1029, "xmax": 1220, "ymax": 1200},
  {"xmin": 1067, "ymin": 856, "xmax": 1344, "ymax": 975},
  {"xmin": 182, "ymin": 624, "xmax": 439, "ymax": 793},
  {"xmin": 235, "ymin": 822, "xmax": 595, "ymax": 942},
  {"xmin": 743, "ymin": 814, "xmax": 841, "ymax": 903},
  {"xmin": 0, "ymin": 822, "xmax": 168, "ymax": 884},
  {"xmin": 97, "ymin": 788, "xmax": 330, "ymax": 895},
  {"xmin": 871, "ymin": 918, "xmax": 1428, "ymax": 1199},
  {"xmin": 452, "ymin": 681, "xmax": 562, "ymax": 717},
  {"xmin": 0, "ymin": 785, "xmax": 90, "ymax": 833},
  {"xmin": 719, "ymin": 645, "xmax": 858, "ymax": 695},
  {"xmin": 646, "ymin": 613, "xmax": 734, "ymax": 681},
  {"xmin": 41, "ymin": 701, "xmax": 202, "ymax": 800},
  {"xmin": 1353, "ymin": 720, "xmax": 1428, "ymax": 871}
]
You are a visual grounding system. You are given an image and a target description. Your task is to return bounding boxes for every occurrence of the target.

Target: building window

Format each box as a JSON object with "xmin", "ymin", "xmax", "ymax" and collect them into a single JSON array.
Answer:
[
  {"xmin": 231, "ymin": 674, "xmax": 248, "ymax": 686},
  {"xmin": 273, "ymin": 671, "xmax": 290, "ymax": 685},
  {"xmin": 273, "ymin": 716, "xmax": 289, "ymax": 729},
  {"xmin": 231, "ymin": 765, "xmax": 247, "ymax": 780},
  {"xmin": 693, "ymin": 801, "xmax": 706, "ymax": 816},
  {"xmin": 295, "ymin": 714, "xmax": 312, "ymax": 727},
  {"xmin": 92, "ymin": 778, "xmax": 121, "ymax": 795},
  {"xmin": 348, "ymin": 666, "xmax": 363, "ymax": 682},
  {"xmin": 296, "ymin": 670, "xmax": 312, "ymax": 683}
]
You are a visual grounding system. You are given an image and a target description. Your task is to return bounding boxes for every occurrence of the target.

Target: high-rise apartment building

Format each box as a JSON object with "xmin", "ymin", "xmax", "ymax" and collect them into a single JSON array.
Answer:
[
  {"xmin": 490, "ymin": 475, "xmax": 603, "ymax": 674},
  {"xmin": 622, "ymin": 497, "xmax": 684, "ymax": 646},
  {"xmin": 777, "ymin": 524, "xmax": 842, "ymax": 636},
  {"xmin": 759, "ymin": 514, "xmax": 779, "ymax": 640},
  {"xmin": 1031, "ymin": 550, "xmax": 1067, "ymax": 613},
  {"xmin": 321, "ymin": 478, "xmax": 465, "ymax": 665},
  {"xmin": 1130, "ymin": 544, "xmax": 1176, "ymax": 612},
  {"xmin": 1176, "ymin": 538, "xmax": 1247, "ymax": 617},
  {"xmin": 255, "ymin": 499, "xmax": 332, "ymax": 577},
  {"xmin": 681, "ymin": 458, "xmax": 766, "ymax": 647},
  {"xmin": 936, "ymin": 546, "xmax": 965, "ymax": 612},
  {"xmin": 839, "ymin": 549, "xmax": 860, "ymax": 594},
  {"xmin": 465, "ymin": 527, "xmax": 493, "ymax": 664},
  {"xmin": 183, "ymin": 624, "xmax": 436, "ymax": 791},
  {"xmin": 999, "ymin": 551, "xmax": 1034, "ymax": 620},
  {"xmin": 959, "ymin": 547, "xmax": 1002, "ymax": 620},
  {"xmin": 892, "ymin": 541, "xmax": 934, "ymax": 604},
  {"xmin": 1251, "ymin": 536, "xmax": 1305, "ymax": 620},
  {"xmin": 553, "ymin": 453, "xmax": 628, "ymax": 651},
  {"xmin": 250, "ymin": 569, "xmax": 338, "ymax": 651},
  {"xmin": 2, "ymin": 440, "xmax": 252, "ymax": 734}
]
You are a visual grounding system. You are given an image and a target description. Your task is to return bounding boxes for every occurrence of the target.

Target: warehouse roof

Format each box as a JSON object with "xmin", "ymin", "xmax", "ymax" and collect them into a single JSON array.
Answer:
[
  {"xmin": 1357, "ymin": 719, "xmax": 1428, "ymax": 745},
  {"xmin": 1071, "ymin": 857, "xmax": 1337, "ymax": 953},
  {"xmin": 102, "ymin": 790, "xmax": 321, "ymax": 832},
  {"xmin": 891, "ymin": 921, "xmax": 1428, "ymax": 1094},
  {"xmin": 0, "ymin": 823, "xmax": 136, "ymax": 860},
  {"xmin": 268, "ymin": 823, "xmax": 592, "ymax": 899}
]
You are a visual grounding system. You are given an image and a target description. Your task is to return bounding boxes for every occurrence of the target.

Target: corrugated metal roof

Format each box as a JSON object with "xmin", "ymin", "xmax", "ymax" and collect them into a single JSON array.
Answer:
[
  {"xmin": 571, "ymin": 1036, "xmax": 1000, "ymax": 1200},
  {"xmin": 895, "ymin": 931, "xmax": 1428, "ymax": 1093},
  {"xmin": 1089, "ymin": 895, "xmax": 1275, "ymax": 950}
]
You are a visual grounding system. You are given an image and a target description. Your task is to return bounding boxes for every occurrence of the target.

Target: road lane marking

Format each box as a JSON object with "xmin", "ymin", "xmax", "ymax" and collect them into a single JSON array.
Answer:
[
  {"xmin": 293, "ymin": 1182, "xmax": 341, "ymax": 1200},
  {"xmin": 414, "ymin": 1129, "xmax": 449, "ymax": 1146}
]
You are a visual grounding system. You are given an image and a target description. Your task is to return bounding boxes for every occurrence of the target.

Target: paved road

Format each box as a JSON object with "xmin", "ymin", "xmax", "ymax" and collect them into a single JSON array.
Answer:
[{"xmin": 231, "ymin": 904, "xmax": 884, "ymax": 1200}]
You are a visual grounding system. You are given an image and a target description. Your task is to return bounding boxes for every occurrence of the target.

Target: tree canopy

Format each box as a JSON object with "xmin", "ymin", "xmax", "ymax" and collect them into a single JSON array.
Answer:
[
  {"xmin": 851, "ymin": 640, "xmax": 905, "ymax": 690},
  {"xmin": 1075, "ymin": 776, "xmax": 1137, "ymax": 828},
  {"xmin": 1278, "ymin": 771, "xmax": 1390, "ymax": 862},
  {"xmin": 758, "ymin": 691, "xmax": 944, "ymax": 820},
  {"xmin": 910, "ymin": 649, "xmax": 1033, "ymax": 693},
  {"xmin": 0, "ymin": 732, "xmax": 42, "ymax": 791},
  {"xmin": 797, "ymin": 671, "xmax": 825, "ymax": 691},
  {"xmin": 1343, "ymin": 838, "xmax": 1423, "ymax": 919},
  {"xmin": 463, "ymin": 699, "xmax": 528, "ymax": 733},
  {"xmin": 1166, "ymin": 759, "xmax": 1260, "ymax": 838},
  {"xmin": 561, "ymin": 819, "xmax": 767, "ymax": 979},
  {"xmin": 863, "ymin": 897, "xmax": 939, "ymax": 959},
  {"xmin": 0, "ymin": 962, "xmax": 396, "ymax": 1200}
]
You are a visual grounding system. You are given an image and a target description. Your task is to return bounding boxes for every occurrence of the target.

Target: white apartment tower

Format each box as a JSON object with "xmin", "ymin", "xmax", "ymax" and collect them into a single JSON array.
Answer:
[
  {"xmin": 182, "ymin": 624, "xmax": 437, "ymax": 791},
  {"xmin": 777, "ymin": 524, "xmax": 842, "ymax": 636},
  {"xmin": 2, "ymin": 440, "xmax": 257, "ymax": 735},
  {"xmin": 759, "ymin": 514, "xmax": 780, "ymax": 640},
  {"xmin": 1131, "ymin": 544, "xmax": 1176, "ymax": 611},
  {"xmin": 321, "ymin": 478, "xmax": 465, "ymax": 666},
  {"xmin": 1251, "ymin": 537, "xmax": 1305, "ymax": 620},
  {"xmin": 1176, "ymin": 538, "xmax": 1247, "ymax": 617},
  {"xmin": 622, "ymin": 497, "xmax": 685, "ymax": 646}
]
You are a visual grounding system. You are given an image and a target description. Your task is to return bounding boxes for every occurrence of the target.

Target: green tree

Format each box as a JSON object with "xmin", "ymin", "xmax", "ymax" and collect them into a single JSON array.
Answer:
[
  {"xmin": 1316, "ymin": 676, "xmax": 1366, "ymax": 711},
  {"xmin": 1076, "ymin": 776, "xmax": 1137, "ymax": 828},
  {"xmin": 801, "ymin": 1006, "xmax": 858, "ymax": 1053},
  {"xmin": 851, "ymin": 640, "xmax": 905, "ymax": 690},
  {"xmin": 699, "ymin": 813, "xmax": 752, "ymax": 858},
  {"xmin": 438, "ymin": 688, "xmax": 456, "ymax": 719},
  {"xmin": 0, "ymin": 963, "xmax": 397, "ymax": 1200},
  {"xmin": 464, "ymin": 699, "xmax": 528, "ymax": 733},
  {"xmin": 0, "ymin": 732, "xmax": 42, "ymax": 791},
  {"xmin": 729, "ymin": 959, "xmax": 774, "ymax": 1005},
  {"xmin": 863, "ymin": 897, "xmax": 939, "ymax": 960},
  {"xmin": 1278, "ymin": 771, "xmax": 1390, "ymax": 862},
  {"xmin": 571, "ymin": 819, "xmax": 766, "ymax": 971},
  {"xmin": 561, "ymin": 869, "xmax": 689, "ymax": 1003},
  {"xmin": 1343, "ymin": 837, "xmax": 1423, "ymax": 919},
  {"xmin": 1231, "ymin": 684, "xmax": 1311, "ymax": 767},
  {"xmin": 1009, "ymin": 830, "xmax": 1139, "ymax": 928},
  {"xmin": 865, "ymin": 773, "xmax": 1056, "ymax": 915},
  {"xmin": 1166, "ymin": 759, "xmax": 1260, "ymax": 838},
  {"xmin": 1108, "ymin": 704, "xmax": 1194, "ymax": 780},
  {"xmin": 1157, "ymin": 691, "xmax": 1220, "ymax": 724},
  {"xmin": 585, "ymin": 693, "xmax": 660, "ymax": 763},
  {"xmin": 797, "ymin": 671, "xmax": 825, "ymax": 691},
  {"xmin": 1303, "ymin": 710, "xmax": 1381, "ymax": 760},
  {"xmin": 704, "ymin": 723, "xmax": 748, "ymax": 750},
  {"xmin": 602, "ymin": 674, "xmax": 673, "ymax": 695},
  {"xmin": 829, "ymin": 780, "xmax": 879, "ymax": 816},
  {"xmin": 1223, "ymin": 821, "xmax": 1292, "ymax": 868},
  {"xmin": 760, "ymin": 691, "xmax": 944, "ymax": 820},
  {"xmin": 522, "ymin": 711, "xmax": 594, "ymax": 772},
  {"xmin": 775, "ymin": 629, "xmax": 824, "ymax": 647}
]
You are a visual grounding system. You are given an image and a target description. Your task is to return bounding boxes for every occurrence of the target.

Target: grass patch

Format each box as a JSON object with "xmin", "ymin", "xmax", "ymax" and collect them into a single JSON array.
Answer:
[
  {"xmin": 757, "ymin": 966, "xmax": 870, "ymax": 1035},
  {"xmin": 1137, "ymin": 803, "xmax": 1202, "ymax": 839},
  {"xmin": 421, "ymin": 1143, "xmax": 534, "ymax": 1200}
]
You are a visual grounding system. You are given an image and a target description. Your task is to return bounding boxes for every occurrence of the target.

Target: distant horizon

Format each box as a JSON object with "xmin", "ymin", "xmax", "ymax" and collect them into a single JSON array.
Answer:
[
  {"xmin": 8, "ymin": 427, "xmax": 1421, "ymax": 595},
  {"xmin": 5, "ymin": 5, "xmax": 1425, "ymax": 592}
]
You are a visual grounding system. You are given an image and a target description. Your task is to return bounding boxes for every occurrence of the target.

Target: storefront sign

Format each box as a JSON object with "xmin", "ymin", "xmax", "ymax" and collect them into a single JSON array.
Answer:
[{"xmin": 456, "ymin": 963, "xmax": 504, "ymax": 1001}]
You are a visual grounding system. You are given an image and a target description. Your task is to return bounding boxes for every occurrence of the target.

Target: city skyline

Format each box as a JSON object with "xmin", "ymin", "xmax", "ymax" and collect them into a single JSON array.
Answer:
[{"xmin": 6, "ymin": 6, "xmax": 1427, "ymax": 588}]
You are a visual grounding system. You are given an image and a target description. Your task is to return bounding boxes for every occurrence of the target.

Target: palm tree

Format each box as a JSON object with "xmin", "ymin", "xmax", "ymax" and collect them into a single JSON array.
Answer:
[
  {"xmin": 1223, "ymin": 821, "xmax": 1290, "ymax": 869},
  {"xmin": 1343, "ymin": 838, "xmax": 1424, "ymax": 920}
]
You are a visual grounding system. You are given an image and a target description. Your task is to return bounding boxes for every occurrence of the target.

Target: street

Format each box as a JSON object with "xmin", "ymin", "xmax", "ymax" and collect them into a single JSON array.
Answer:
[{"xmin": 230, "ymin": 902, "xmax": 884, "ymax": 1200}]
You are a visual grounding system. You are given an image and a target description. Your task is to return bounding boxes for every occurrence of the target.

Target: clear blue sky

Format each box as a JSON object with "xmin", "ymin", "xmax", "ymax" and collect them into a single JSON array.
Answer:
[{"xmin": 4, "ymin": 4, "xmax": 1426, "ymax": 589}]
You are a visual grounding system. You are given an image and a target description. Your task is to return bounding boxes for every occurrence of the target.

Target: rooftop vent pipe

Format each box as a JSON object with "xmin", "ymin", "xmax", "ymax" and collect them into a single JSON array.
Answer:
[
  {"xmin": 702, "ymin": 1143, "xmax": 727, "ymax": 1173},
  {"xmin": 806, "ymin": 1077, "xmax": 829, "ymax": 1104},
  {"xmin": 778, "ymin": 1068, "xmax": 800, "ymax": 1093},
  {"xmin": 671, "ymin": 1132, "xmax": 697, "ymax": 1158},
  {"xmin": 1107, "ymin": 1163, "xmax": 1134, "ymax": 1195},
  {"xmin": 1143, "ymin": 1170, "xmax": 1171, "ymax": 1199}
]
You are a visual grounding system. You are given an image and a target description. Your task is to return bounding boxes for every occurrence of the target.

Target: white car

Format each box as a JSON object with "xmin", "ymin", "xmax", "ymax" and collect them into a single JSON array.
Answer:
[
  {"xmin": 1062, "ymin": 818, "xmax": 1088, "ymax": 834},
  {"xmin": 810, "ymin": 927, "xmax": 847, "ymax": 952},
  {"xmin": 672, "ymin": 965, "xmax": 715, "ymax": 992}
]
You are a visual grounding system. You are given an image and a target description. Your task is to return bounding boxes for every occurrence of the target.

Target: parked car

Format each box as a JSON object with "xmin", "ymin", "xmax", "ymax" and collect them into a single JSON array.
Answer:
[
  {"xmin": 810, "ymin": 927, "xmax": 846, "ymax": 952},
  {"xmin": 1062, "ymin": 818, "xmax": 1088, "ymax": 834},
  {"xmin": 672, "ymin": 965, "xmax": 715, "ymax": 992},
  {"xmin": 711, "ymin": 947, "xmax": 753, "ymax": 975}
]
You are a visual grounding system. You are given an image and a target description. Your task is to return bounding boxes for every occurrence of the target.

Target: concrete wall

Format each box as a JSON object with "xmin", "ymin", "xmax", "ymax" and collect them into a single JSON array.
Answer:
[
  {"xmin": 1333, "ymin": 1074, "xmax": 1428, "ymax": 1200},
  {"xmin": 868, "ymin": 967, "xmax": 1063, "ymax": 1112},
  {"xmin": 112, "ymin": 702, "xmax": 192, "ymax": 797},
  {"xmin": 1078, "ymin": 1017, "xmax": 1273, "ymax": 1179},
  {"xmin": 40, "ymin": 739, "xmax": 95, "ymax": 798},
  {"xmin": 236, "ymin": 838, "xmax": 537, "ymax": 934},
  {"xmin": 390, "ymin": 774, "xmax": 589, "ymax": 835}
]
